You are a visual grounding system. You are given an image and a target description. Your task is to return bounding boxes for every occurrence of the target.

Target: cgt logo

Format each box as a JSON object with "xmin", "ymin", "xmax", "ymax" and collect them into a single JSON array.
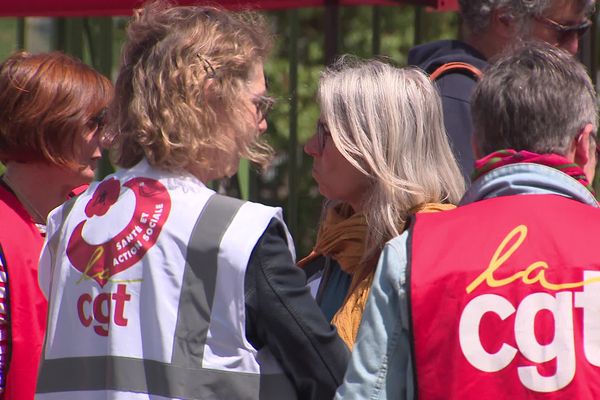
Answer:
[
  {"xmin": 77, "ymin": 284, "xmax": 131, "ymax": 336},
  {"xmin": 459, "ymin": 225, "xmax": 600, "ymax": 393},
  {"xmin": 67, "ymin": 177, "xmax": 171, "ymax": 287},
  {"xmin": 67, "ymin": 177, "xmax": 172, "ymax": 336}
]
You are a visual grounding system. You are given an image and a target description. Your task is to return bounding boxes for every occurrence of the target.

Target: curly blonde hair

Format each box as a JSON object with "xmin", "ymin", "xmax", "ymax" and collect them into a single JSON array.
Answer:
[{"xmin": 109, "ymin": 1, "xmax": 274, "ymax": 178}]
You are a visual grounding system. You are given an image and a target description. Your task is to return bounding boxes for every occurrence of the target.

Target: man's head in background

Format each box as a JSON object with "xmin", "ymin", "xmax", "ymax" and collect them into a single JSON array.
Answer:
[
  {"xmin": 471, "ymin": 42, "xmax": 598, "ymax": 182},
  {"xmin": 459, "ymin": 0, "xmax": 595, "ymax": 57}
]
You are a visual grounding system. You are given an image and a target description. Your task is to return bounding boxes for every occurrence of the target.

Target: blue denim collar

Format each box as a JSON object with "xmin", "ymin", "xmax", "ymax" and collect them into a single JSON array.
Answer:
[{"xmin": 461, "ymin": 163, "xmax": 598, "ymax": 207}]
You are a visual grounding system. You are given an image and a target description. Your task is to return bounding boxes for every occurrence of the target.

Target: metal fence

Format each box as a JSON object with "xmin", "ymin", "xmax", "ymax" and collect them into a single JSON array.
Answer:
[{"xmin": 2, "ymin": 5, "xmax": 599, "ymax": 255}]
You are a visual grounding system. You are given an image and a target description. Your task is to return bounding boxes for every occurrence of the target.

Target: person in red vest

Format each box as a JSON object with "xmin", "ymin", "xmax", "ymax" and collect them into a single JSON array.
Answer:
[
  {"xmin": 408, "ymin": 0, "xmax": 595, "ymax": 179},
  {"xmin": 336, "ymin": 41, "xmax": 600, "ymax": 399},
  {"xmin": 0, "ymin": 51, "xmax": 112, "ymax": 399}
]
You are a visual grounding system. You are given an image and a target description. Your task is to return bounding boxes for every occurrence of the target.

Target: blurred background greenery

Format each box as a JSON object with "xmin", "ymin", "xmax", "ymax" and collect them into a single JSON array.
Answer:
[{"xmin": 0, "ymin": 6, "xmax": 595, "ymax": 257}]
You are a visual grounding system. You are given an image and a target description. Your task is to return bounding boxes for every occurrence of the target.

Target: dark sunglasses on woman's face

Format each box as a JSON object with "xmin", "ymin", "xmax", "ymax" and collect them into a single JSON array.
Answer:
[
  {"xmin": 253, "ymin": 95, "xmax": 275, "ymax": 122},
  {"xmin": 86, "ymin": 108, "xmax": 108, "ymax": 134},
  {"xmin": 534, "ymin": 15, "xmax": 592, "ymax": 44},
  {"xmin": 316, "ymin": 120, "xmax": 331, "ymax": 155}
]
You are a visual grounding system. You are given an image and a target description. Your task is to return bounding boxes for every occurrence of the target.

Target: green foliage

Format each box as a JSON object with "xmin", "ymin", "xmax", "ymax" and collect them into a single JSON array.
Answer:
[
  {"xmin": 2, "ymin": 7, "xmax": 600, "ymax": 257},
  {"xmin": 255, "ymin": 6, "xmax": 459, "ymax": 257},
  {"xmin": 0, "ymin": 6, "xmax": 460, "ymax": 257},
  {"xmin": 0, "ymin": 18, "xmax": 18, "ymax": 60},
  {"xmin": 0, "ymin": 19, "xmax": 16, "ymax": 177}
]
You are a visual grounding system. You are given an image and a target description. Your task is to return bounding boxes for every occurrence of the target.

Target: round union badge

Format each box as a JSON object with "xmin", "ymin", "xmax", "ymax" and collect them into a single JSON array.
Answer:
[{"xmin": 66, "ymin": 177, "xmax": 172, "ymax": 287}]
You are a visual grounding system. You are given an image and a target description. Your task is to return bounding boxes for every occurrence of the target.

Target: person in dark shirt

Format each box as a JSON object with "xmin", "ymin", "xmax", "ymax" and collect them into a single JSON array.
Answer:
[{"xmin": 409, "ymin": 0, "xmax": 595, "ymax": 179}]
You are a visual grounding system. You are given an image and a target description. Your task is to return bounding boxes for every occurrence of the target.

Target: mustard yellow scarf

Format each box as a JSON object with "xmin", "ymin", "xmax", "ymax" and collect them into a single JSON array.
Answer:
[
  {"xmin": 297, "ymin": 203, "xmax": 367, "ymax": 274},
  {"xmin": 329, "ymin": 203, "xmax": 455, "ymax": 349}
]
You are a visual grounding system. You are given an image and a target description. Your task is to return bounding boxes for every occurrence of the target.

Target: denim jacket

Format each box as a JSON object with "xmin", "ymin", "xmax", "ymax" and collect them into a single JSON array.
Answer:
[{"xmin": 335, "ymin": 163, "xmax": 598, "ymax": 399}]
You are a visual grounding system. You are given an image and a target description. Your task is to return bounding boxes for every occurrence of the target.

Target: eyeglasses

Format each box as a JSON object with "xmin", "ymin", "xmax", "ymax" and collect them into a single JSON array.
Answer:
[
  {"xmin": 534, "ymin": 15, "xmax": 591, "ymax": 44},
  {"xmin": 86, "ymin": 108, "xmax": 108, "ymax": 135},
  {"xmin": 253, "ymin": 95, "xmax": 275, "ymax": 123},
  {"xmin": 315, "ymin": 120, "xmax": 331, "ymax": 155}
]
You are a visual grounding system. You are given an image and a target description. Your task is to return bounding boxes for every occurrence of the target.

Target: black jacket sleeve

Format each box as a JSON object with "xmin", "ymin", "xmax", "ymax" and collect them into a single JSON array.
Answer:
[
  {"xmin": 435, "ymin": 72, "xmax": 478, "ymax": 180},
  {"xmin": 245, "ymin": 218, "xmax": 350, "ymax": 400}
]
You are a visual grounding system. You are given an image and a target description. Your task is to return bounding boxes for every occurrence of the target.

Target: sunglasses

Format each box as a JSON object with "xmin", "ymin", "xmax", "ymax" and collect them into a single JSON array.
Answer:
[
  {"xmin": 534, "ymin": 15, "xmax": 591, "ymax": 44},
  {"xmin": 86, "ymin": 108, "xmax": 108, "ymax": 135},
  {"xmin": 315, "ymin": 120, "xmax": 331, "ymax": 155},
  {"xmin": 253, "ymin": 95, "xmax": 275, "ymax": 123}
]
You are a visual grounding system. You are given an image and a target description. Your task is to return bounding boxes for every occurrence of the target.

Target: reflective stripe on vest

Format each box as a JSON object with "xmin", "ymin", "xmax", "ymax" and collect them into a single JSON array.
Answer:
[
  {"xmin": 409, "ymin": 194, "xmax": 600, "ymax": 399},
  {"xmin": 37, "ymin": 192, "xmax": 295, "ymax": 399}
]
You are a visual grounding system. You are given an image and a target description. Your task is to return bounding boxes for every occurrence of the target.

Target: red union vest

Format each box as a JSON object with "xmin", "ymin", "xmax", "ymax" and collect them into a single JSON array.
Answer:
[
  {"xmin": 410, "ymin": 194, "xmax": 600, "ymax": 399},
  {"xmin": 0, "ymin": 184, "xmax": 46, "ymax": 400}
]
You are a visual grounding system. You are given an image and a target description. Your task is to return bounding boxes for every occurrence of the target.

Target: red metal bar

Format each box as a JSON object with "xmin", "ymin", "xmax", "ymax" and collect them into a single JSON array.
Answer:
[
  {"xmin": 433, "ymin": 0, "xmax": 458, "ymax": 11},
  {"xmin": 0, "ymin": 0, "xmax": 457, "ymax": 17}
]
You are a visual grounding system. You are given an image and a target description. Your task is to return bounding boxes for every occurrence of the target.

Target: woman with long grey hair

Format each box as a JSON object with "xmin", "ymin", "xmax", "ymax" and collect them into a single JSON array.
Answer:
[{"xmin": 300, "ymin": 57, "xmax": 465, "ymax": 348}]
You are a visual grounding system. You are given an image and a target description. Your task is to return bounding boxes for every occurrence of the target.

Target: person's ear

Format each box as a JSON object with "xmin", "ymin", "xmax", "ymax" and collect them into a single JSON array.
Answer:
[
  {"xmin": 491, "ymin": 9, "xmax": 517, "ymax": 40},
  {"xmin": 573, "ymin": 123, "xmax": 595, "ymax": 167}
]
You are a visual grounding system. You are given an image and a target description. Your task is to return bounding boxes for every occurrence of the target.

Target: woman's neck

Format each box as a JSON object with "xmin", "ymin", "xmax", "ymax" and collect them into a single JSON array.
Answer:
[{"xmin": 3, "ymin": 162, "xmax": 75, "ymax": 223}]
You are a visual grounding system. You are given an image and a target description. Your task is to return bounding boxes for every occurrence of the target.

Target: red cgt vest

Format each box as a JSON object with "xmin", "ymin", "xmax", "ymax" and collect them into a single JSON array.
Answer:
[
  {"xmin": 0, "ymin": 184, "xmax": 46, "ymax": 400},
  {"xmin": 409, "ymin": 194, "xmax": 600, "ymax": 399}
]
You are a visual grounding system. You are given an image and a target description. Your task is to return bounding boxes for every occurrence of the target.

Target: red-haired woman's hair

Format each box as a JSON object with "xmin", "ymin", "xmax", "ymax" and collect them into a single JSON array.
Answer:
[{"xmin": 0, "ymin": 51, "xmax": 113, "ymax": 166}]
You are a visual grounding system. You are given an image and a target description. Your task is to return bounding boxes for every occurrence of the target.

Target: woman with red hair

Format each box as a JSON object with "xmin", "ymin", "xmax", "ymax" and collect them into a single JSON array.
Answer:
[{"xmin": 0, "ymin": 51, "xmax": 112, "ymax": 399}]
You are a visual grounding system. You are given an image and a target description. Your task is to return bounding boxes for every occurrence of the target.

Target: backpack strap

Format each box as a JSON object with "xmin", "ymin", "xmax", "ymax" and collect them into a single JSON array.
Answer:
[{"xmin": 429, "ymin": 61, "xmax": 483, "ymax": 81}]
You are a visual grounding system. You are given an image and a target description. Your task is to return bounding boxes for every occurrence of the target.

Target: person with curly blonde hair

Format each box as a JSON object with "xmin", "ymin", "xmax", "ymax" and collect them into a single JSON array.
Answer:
[{"xmin": 36, "ymin": 3, "xmax": 348, "ymax": 400}]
